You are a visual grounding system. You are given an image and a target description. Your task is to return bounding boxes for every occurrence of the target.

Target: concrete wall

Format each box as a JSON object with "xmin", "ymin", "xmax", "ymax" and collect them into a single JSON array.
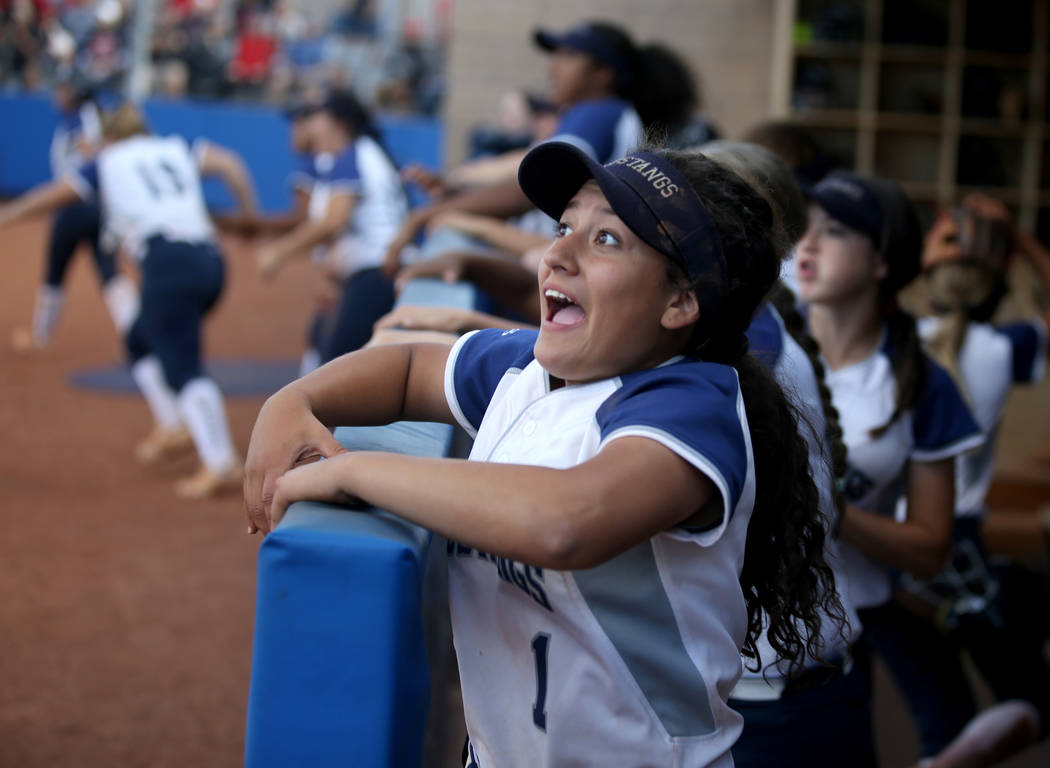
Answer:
[{"xmin": 442, "ymin": 0, "xmax": 776, "ymax": 167}]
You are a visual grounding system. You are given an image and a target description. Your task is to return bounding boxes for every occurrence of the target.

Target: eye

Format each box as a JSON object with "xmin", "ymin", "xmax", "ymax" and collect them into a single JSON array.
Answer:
[
  {"xmin": 555, "ymin": 221, "xmax": 573, "ymax": 238},
  {"xmin": 595, "ymin": 229, "xmax": 621, "ymax": 247},
  {"xmin": 825, "ymin": 221, "xmax": 848, "ymax": 238}
]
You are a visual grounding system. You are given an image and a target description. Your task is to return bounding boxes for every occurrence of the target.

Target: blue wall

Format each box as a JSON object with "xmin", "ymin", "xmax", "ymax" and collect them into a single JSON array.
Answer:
[{"xmin": 0, "ymin": 93, "xmax": 442, "ymax": 213}]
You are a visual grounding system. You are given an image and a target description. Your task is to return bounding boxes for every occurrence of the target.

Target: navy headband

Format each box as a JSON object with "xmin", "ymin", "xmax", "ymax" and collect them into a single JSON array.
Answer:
[{"xmin": 518, "ymin": 142, "xmax": 728, "ymax": 311}]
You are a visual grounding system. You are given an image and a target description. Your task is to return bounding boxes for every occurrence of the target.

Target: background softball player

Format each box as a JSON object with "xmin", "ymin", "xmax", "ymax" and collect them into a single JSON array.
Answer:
[
  {"xmin": 877, "ymin": 193, "xmax": 1050, "ymax": 765},
  {"xmin": 795, "ymin": 171, "xmax": 987, "ymax": 764},
  {"xmin": 255, "ymin": 88, "xmax": 408, "ymax": 367},
  {"xmin": 12, "ymin": 75, "xmax": 138, "ymax": 353},
  {"xmin": 0, "ymin": 103, "xmax": 258, "ymax": 498}
]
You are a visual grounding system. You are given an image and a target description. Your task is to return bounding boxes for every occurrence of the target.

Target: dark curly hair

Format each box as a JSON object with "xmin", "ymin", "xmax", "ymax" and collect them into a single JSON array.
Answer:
[{"xmin": 657, "ymin": 148, "xmax": 845, "ymax": 672}]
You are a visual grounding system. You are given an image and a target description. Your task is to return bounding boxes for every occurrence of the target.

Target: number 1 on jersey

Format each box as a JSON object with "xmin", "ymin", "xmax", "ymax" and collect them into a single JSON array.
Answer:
[{"xmin": 531, "ymin": 632, "xmax": 550, "ymax": 731}]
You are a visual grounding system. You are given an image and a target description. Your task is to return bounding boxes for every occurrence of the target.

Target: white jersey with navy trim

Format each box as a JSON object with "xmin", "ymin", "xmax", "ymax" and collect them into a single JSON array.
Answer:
[
  {"xmin": 306, "ymin": 135, "xmax": 407, "ymax": 273},
  {"xmin": 917, "ymin": 316, "xmax": 1048, "ymax": 517},
  {"xmin": 69, "ymin": 134, "xmax": 214, "ymax": 260},
  {"xmin": 739, "ymin": 304, "xmax": 860, "ymax": 677},
  {"xmin": 828, "ymin": 327, "xmax": 984, "ymax": 609},
  {"xmin": 444, "ymin": 328, "xmax": 756, "ymax": 768},
  {"xmin": 50, "ymin": 102, "xmax": 102, "ymax": 178},
  {"xmin": 543, "ymin": 98, "xmax": 643, "ymax": 164}
]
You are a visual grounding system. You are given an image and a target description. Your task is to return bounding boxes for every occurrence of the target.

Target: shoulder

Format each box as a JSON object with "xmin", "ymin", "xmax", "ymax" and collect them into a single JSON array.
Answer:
[
  {"xmin": 745, "ymin": 303, "xmax": 786, "ymax": 371},
  {"xmin": 995, "ymin": 318, "xmax": 1048, "ymax": 383},
  {"xmin": 911, "ymin": 351, "xmax": 983, "ymax": 459},
  {"xmin": 598, "ymin": 359, "xmax": 744, "ymax": 437},
  {"xmin": 445, "ymin": 329, "xmax": 538, "ymax": 436}
]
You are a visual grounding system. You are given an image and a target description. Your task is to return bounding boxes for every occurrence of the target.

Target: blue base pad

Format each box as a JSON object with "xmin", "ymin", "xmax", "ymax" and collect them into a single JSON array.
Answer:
[{"xmin": 69, "ymin": 359, "xmax": 300, "ymax": 397}]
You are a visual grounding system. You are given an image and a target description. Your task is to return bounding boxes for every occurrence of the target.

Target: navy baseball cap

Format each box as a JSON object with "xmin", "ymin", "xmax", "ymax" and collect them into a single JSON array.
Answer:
[
  {"xmin": 533, "ymin": 22, "xmax": 636, "ymax": 88},
  {"xmin": 809, "ymin": 171, "xmax": 922, "ymax": 292},
  {"xmin": 518, "ymin": 141, "xmax": 727, "ymax": 312}
]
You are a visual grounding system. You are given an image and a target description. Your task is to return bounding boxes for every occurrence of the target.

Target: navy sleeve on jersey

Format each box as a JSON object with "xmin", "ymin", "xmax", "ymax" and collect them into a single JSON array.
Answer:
[
  {"xmin": 595, "ymin": 362, "xmax": 751, "ymax": 533},
  {"xmin": 997, "ymin": 320, "xmax": 1047, "ymax": 383},
  {"xmin": 911, "ymin": 357, "xmax": 984, "ymax": 461},
  {"xmin": 446, "ymin": 328, "xmax": 538, "ymax": 437},
  {"xmin": 325, "ymin": 146, "xmax": 363, "ymax": 193},
  {"xmin": 545, "ymin": 99, "xmax": 626, "ymax": 163},
  {"xmin": 67, "ymin": 161, "xmax": 99, "ymax": 201},
  {"xmin": 288, "ymin": 154, "xmax": 315, "ymax": 191},
  {"xmin": 745, "ymin": 303, "xmax": 785, "ymax": 373}
]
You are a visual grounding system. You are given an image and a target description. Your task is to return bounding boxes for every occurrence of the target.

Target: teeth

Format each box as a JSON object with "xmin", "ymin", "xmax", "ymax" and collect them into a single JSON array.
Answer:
[{"xmin": 545, "ymin": 289, "xmax": 573, "ymax": 303}]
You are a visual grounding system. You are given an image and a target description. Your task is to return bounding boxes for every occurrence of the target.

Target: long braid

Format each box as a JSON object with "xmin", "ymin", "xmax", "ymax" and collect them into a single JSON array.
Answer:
[{"xmin": 768, "ymin": 281, "xmax": 848, "ymax": 522}]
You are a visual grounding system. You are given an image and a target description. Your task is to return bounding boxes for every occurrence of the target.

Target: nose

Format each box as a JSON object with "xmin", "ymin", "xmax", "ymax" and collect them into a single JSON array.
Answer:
[{"xmin": 541, "ymin": 231, "xmax": 580, "ymax": 274}]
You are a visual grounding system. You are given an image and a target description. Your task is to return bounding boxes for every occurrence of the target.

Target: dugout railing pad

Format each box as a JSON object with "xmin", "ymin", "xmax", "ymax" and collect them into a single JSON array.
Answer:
[{"xmin": 245, "ymin": 278, "xmax": 477, "ymax": 768}]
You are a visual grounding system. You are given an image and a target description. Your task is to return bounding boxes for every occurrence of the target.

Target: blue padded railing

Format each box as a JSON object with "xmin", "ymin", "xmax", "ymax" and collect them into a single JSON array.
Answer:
[{"xmin": 245, "ymin": 279, "xmax": 477, "ymax": 768}]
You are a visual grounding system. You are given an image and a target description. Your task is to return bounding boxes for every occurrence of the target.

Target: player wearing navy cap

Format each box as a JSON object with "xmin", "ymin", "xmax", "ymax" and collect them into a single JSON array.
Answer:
[
  {"xmin": 382, "ymin": 20, "xmax": 697, "ymax": 276},
  {"xmin": 245, "ymin": 142, "xmax": 844, "ymax": 767},
  {"xmin": 796, "ymin": 170, "xmax": 986, "ymax": 763},
  {"xmin": 0, "ymin": 103, "xmax": 259, "ymax": 497}
]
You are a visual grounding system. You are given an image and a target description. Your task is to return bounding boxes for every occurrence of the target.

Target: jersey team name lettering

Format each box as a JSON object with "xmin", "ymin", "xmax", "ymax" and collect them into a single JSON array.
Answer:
[
  {"xmin": 447, "ymin": 539, "xmax": 553, "ymax": 612},
  {"xmin": 610, "ymin": 156, "xmax": 680, "ymax": 198}
]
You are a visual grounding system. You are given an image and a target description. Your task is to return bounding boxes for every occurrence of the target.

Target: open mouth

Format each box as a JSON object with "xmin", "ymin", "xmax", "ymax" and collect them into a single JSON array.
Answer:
[
  {"xmin": 795, "ymin": 258, "xmax": 817, "ymax": 281},
  {"xmin": 544, "ymin": 288, "xmax": 585, "ymax": 326}
]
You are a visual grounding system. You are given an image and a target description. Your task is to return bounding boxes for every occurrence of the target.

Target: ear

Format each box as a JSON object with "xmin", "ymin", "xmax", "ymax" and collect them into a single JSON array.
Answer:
[
  {"xmin": 661, "ymin": 288, "xmax": 700, "ymax": 331},
  {"xmin": 872, "ymin": 251, "xmax": 889, "ymax": 282}
]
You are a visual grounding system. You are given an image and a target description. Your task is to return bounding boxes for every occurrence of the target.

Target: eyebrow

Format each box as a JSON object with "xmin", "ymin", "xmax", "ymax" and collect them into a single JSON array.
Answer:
[{"xmin": 562, "ymin": 198, "xmax": 617, "ymax": 218}]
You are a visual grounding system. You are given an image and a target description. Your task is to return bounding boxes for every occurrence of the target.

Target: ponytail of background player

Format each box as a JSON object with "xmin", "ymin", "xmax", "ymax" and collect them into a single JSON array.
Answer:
[{"xmin": 244, "ymin": 142, "xmax": 842, "ymax": 767}]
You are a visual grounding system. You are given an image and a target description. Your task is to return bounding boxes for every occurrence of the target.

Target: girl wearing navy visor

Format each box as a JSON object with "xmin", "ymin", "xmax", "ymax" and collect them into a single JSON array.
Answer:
[
  {"xmin": 796, "ymin": 171, "xmax": 985, "ymax": 764},
  {"xmin": 381, "ymin": 20, "xmax": 700, "ymax": 277},
  {"xmin": 244, "ymin": 142, "xmax": 843, "ymax": 767}
]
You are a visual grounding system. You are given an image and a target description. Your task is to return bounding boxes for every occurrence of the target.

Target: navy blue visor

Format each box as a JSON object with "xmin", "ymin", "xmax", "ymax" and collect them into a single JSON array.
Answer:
[{"xmin": 518, "ymin": 142, "xmax": 728, "ymax": 310}]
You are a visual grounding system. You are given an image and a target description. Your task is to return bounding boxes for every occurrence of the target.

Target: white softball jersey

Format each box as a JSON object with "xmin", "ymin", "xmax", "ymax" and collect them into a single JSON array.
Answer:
[
  {"xmin": 917, "ymin": 316, "xmax": 1047, "ymax": 517},
  {"xmin": 69, "ymin": 134, "xmax": 215, "ymax": 260},
  {"xmin": 304, "ymin": 135, "xmax": 407, "ymax": 275},
  {"xmin": 739, "ymin": 304, "xmax": 860, "ymax": 679},
  {"xmin": 443, "ymin": 328, "xmax": 757, "ymax": 768},
  {"xmin": 828, "ymin": 328, "xmax": 984, "ymax": 610}
]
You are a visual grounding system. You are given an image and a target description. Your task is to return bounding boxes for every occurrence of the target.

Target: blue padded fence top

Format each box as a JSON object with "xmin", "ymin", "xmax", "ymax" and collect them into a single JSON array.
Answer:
[{"xmin": 0, "ymin": 93, "xmax": 442, "ymax": 213}]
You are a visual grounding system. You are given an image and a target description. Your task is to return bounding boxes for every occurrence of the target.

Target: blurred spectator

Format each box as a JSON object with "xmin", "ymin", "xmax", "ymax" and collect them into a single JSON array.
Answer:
[
  {"xmin": 331, "ymin": 0, "xmax": 377, "ymax": 39},
  {"xmin": 228, "ymin": 6, "xmax": 275, "ymax": 96},
  {"xmin": 468, "ymin": 90, "xmax": 557, "ymax": 158},
  {"xmin": 0, "ymin": 0, "xmax": 46, "ymax": 89},
  {"xmin": 81, "ymin": 0, "xmax": 127, "ymax": 91}
]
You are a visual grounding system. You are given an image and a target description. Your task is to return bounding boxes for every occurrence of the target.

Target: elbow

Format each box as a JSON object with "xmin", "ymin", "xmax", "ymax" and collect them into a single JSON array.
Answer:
[{"xmin": 529, "ymin": 496, "xmax": 611, "ymax": 571}]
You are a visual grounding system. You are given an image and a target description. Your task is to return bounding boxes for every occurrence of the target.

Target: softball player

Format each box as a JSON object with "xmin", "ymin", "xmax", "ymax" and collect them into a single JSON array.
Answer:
[
  {"xmin": 795, "ymin": 171, "xmax": 986, "ymax": 760},
  {"xmin": 245, "ymin": 143, "xmax": 843, "ymax": 767},
  {"xmin": 0, "ymin": 103, "xmax": 258, "ymax": 498},
  {"xmin": 12, "ymin": 77, "xmax": 138, "ymax": 353},
  {"xmin": 381, "ymin": 20, "xmax": 658, "ymax": 275},
  {"xmin": 871, "ymin": 195, "xmax": 1050, "ymax": 763},
  {"xmin": 255, "ymin": 89, "xmax": 408, "ymax": 366}
]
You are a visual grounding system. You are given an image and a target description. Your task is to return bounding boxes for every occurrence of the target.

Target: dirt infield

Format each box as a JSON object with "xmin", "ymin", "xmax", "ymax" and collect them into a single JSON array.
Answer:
[
  {"xmin": 0, "ymin": 218, "xmax": 317, "ymax": 768},
  {"xmin": 2, "ymin": 215, "xmax": 1049, "ymax": 767}
]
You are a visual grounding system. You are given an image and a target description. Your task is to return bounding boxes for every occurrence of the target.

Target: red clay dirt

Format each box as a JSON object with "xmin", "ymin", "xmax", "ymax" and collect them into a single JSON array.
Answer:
[{"xmin": 2, "ymin": 215, "xmax": 1049, "ymax": 768}]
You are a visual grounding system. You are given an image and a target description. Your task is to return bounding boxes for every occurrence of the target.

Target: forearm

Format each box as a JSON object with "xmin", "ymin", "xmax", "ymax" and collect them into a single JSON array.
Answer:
[
  {"xmin": 462, "ymin": 254, "xmax": 542, "ymax": 322},
  {"xmin": 266, "ymin": 219, "xmax": 338, "ymax": 263},
  {"xmin": 470, "ymin": 219, "xmax": 552, "ymax": 256},
  {"xmin": 840, "ymin": 504, "xmax": 950, "ymax": 578},
  {"xmin": 458, "ymin": 309, "xmax": 530, "ymax": 332},
  {"xmin": 0, "ymin": 180, "xmax": 77, "ymax": 229},
  {"xmin": 423, "ymin": 177, "xmax": 533, "ymax": 225}
]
